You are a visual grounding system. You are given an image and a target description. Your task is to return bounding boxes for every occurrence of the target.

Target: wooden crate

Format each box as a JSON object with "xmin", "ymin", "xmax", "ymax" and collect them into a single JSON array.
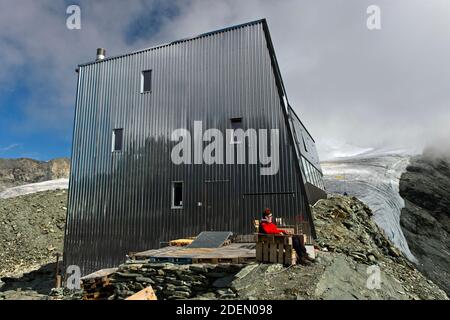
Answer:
[
  {"xmin": 81, "ymin": 268, "xmax": 117, "ymax": 300},
  {"xmin": 256, "ymin": 234, "xmax": 297, "ymax": 265}
]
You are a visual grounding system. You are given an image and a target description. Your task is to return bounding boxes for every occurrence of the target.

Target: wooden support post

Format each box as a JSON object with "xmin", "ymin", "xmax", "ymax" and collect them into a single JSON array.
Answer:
[
  {"xmin": 277, "ymin": 243, "xmax": 284, "ymax": 263},
  {"xmin": 263, "ymin": 242, "xmax": 270, "ymax": 262},
  {"xmin": 256, "ymin": 242, "xmax": 263, "ymax": 261},
  {"xmin": 55, "ymin": 252, "xmax": 61, "ymax": 289},
  {"xmin": 269, "ymin": 243, "xmax": 277, "ymax": 263}
]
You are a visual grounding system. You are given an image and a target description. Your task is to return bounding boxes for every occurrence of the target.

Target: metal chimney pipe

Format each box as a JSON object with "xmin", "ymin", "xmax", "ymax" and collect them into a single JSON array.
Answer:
[{"xmin": 96, "ymin": 48, "xmax": 106, "ymax": 61}]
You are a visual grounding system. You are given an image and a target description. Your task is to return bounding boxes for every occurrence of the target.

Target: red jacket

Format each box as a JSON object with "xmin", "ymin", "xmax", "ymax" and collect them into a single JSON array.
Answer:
[{"xmin": 259, "ymin": 220, "xmax": 287, "ymax": 234}]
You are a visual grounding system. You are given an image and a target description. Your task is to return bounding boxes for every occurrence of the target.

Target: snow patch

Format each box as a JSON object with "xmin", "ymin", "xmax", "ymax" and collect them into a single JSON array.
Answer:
[{"xmin": 0, "ymin": 179, "xmax": 69, "ymax": 199}]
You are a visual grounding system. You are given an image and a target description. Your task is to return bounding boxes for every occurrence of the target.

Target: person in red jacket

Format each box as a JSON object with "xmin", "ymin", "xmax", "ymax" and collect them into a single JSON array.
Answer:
[
  {"xmin": 259, "ymin": 208, "xmax": 313, "ymax": 265},
  {"xmin": 259, "ymin": 208, "xmax": 290, "ymax": 235}
]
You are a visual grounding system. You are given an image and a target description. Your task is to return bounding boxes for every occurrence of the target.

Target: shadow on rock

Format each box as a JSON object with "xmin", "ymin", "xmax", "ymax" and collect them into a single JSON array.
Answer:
[{"xmin": 0, "ymin": 262, "xmax": 57, "ymax": 296}]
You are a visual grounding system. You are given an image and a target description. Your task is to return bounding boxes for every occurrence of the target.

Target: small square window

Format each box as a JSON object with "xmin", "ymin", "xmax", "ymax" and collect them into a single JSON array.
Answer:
[
  {"xmin": 141, "ymin": 70, "xmax": 152, "ymax": 93},
  {"xmin": 172, "ymin": 182, "xmax": 183, "ymax": 209},
  {"xmin": 112, "ymin": 128, "xmax": 123, "ymax": 152}
]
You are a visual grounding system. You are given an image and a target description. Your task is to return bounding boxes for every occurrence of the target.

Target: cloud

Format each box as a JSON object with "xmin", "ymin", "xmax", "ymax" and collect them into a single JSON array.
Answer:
[
  {"xmin": 0, "ymin": 143, "xmax": 21, "ymax": 152},
  {"xmin": 0, "ymin": 0, "xmax": 449, "ymax": 159}
]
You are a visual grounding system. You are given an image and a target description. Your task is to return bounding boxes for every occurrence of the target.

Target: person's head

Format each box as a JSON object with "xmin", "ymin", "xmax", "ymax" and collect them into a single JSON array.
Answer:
[{"xmin": 263, "ymin": 208, "xmax": 272, "ymax": 222}]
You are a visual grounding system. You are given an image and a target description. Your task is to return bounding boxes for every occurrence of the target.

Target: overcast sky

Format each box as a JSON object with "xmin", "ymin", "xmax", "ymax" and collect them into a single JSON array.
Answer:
[{"xmin": 0, "ymin": 0, "xmax": 449, "ymax": 160}]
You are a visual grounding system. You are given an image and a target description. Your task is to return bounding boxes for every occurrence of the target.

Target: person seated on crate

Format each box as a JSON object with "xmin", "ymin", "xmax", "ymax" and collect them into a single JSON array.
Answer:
[{"xmin": 259, "ymin": 208, "xmax": 313, "ymax": 265}]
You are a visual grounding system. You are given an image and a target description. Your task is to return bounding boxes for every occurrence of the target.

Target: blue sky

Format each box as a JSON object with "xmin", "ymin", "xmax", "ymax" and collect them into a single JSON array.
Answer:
[{"xmin": 0, "ymin": 0, "xmax": 449, "ymax": 160}]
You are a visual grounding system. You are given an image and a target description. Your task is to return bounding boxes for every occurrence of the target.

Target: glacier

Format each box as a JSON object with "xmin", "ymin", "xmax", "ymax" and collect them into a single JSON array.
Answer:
[{"xmin": 321, "ymin": 149, "xmax": 417, "ymax": 262}]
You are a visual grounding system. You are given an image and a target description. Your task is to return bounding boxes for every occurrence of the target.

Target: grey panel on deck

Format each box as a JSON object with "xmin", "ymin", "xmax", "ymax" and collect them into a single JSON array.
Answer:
[{"xmin": 188, "ymin": 231, "xmax": 233, "ymax": 248}]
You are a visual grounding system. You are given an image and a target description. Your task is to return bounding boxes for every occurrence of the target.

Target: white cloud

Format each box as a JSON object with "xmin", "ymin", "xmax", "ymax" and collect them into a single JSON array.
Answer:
[
  {"xmin": 0, "ymin": 0, "xmax": 449, "ymax": 157},
  {"xmin": 0, "ymin": 143, "xmax": 21, "ymax": 152}
]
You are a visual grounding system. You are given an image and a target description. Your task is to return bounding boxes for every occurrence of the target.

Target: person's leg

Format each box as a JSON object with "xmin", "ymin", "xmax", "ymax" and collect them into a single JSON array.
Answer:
[
  {"xmin": 292, "ymin": 236, "xmax": 303, "ymax": 259},
  {"xmin": 292, "ymin": 235, "xmax": 312, "ymax": 265}
]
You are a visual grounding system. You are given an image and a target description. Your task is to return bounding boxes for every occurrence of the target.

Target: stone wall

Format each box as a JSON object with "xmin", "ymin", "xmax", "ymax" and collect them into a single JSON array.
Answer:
[{"xmin": 110, "ymin": 262, "xmax": 246, "ymax": 300}]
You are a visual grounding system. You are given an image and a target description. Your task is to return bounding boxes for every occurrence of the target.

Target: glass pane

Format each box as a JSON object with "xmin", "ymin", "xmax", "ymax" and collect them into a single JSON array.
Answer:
[
  {"xmin": 142, "ymin": 70, "xmax": 152, "ymax": 92},
  {"xmin": 173, "ymin": 182, "xmax": 183, "ymax": 207},
  {"xmin": 113, "ymin": 129, "xmax": 123, "ymax": 151}
]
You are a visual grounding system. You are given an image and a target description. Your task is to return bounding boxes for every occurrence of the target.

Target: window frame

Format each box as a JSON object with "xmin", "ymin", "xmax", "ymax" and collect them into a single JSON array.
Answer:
[
  {"xmin": 171, "ymin": 181, "xmax": 184, "ymax": 209},
  {"xmin": 229, "ymin": 117, "xmax": 243, "ymax": 144},
  {"xmin": 112, "ymin": 128, "xmax": 124, "ymax": 152},
  {"xmin": 141, "ymin": 69, "xmax": 152, "ymax": 93}
]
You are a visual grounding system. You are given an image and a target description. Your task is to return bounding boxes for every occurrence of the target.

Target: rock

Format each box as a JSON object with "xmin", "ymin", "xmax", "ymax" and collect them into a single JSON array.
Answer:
[
  {"xmin": 216, "ymin": 288, "xmax": 235, "ymax": 296},
  {"xmin": 213, "ymin": 264, "xmax": 243, "ymax": 273},
  {"xmin": 115, "ymin": 272, "xmax": 141, "ymax": 278},
  {"xmin": 173, "ymin": 285, "xmax": 191, "ymax": 293},
  {"xmin": 143, "ymin": 263, "xmax": 170, "ymax": 270},
  {"xmin": 399, "ymin": 154, "xmax": 450, "ymax": 296},
  {"xmin": 178, "ymin": 274, "xmax": 196, "ymax": 282},
  {"xmin": 135, "ymin": 276, "xmax": 155, "ymax": 284},
  {"xmin": 165, "ymin": 277, "xmax": 186, "ymax": 286},
  {"xmin": 169, "ymin": 291, "xmax": 191, "ymax": 299},
  {"xmin": 189, "ymin": 265, "xmax": 206, "ymax": 273},
  {"xmin": 212, "ymin": 275, "xmax": 234, "ymax": 288},
  {"xmin": 194, "ymin": 292, "xmax": 217, "ymax": 300},
  {"xmin": 266, "ymin": 264, "xmax": 283, "ymax": 273},
  {"xmin": 234, "ymin": 264, "xmax": 259, "ymax": 280},
  {"xmin": 205, "ymin": 272, "xmax": 228, "ymax": 278}
]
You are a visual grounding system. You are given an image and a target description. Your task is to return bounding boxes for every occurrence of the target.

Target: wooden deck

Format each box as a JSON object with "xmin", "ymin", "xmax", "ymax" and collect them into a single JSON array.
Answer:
[{"xmin": 130, "ymin": 243, "xmax": 256, "ymax": 264}]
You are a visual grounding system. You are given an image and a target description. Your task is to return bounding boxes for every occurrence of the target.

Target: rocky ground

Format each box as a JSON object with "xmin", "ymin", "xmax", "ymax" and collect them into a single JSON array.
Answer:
[
  {"xmin": 0, "ymin": 188, "xmax": 447, "ymax": 300},
  {"xmin": 0, "ymin": 158, "xmax": 70, "ymax": 192},
  {"xmin": 0, "ymin": 263, "xmax": 60, "ymax": 300},
  {"xmin": 46, "ymin": 196, "xmax": 450, "ymax": 301},
  {"xmin": 399, "ymin": 148, "xmax": 450, "ymax": 295},
  {"xmin": 311, "ymin": 195, "xmax": 446, "ymax": 300},
  {"xmin": 230, "ymin": 195, "xmax": 446, "ymax": 300},
  {"xmin": 0, "ymin": 190, "xmax": 67, "ymax": 277}
]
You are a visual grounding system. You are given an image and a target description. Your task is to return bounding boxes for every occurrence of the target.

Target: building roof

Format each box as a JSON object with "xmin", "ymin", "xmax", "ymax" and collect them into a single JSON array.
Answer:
[
  {"xmin": 78, "ymin": 19, "xmax": 267, "ymax": 67},
  {"xmin": 78, "ymin": 18, "xmax": 317, "ymax": 143}
]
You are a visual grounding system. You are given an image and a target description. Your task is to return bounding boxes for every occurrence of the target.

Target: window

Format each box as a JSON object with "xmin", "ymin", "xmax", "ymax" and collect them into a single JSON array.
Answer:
[
  {"xmin": 230, "ymin": 117, "xmax": 243, "ymax": 144},
  {"xmin": 112, "ymin": 128, "xmax": 123, "ymax": 152},
  {"xmin": 141, "ymin": 70, "xmax": 152, "ymax": 93},
  {"xmin": 301, "ymin": 157, "xmax": 308, "ymax": 181},
  {"xmin": 302, "ymin": 135, "xmax": 308, "ymax": 152},
  {"xmin": 313, "ymin": 168, "xmax": 319, "ymax": 187},
  {"xmin": 172, "ymin": 182, "xmax": 183, "ymax": 209}
]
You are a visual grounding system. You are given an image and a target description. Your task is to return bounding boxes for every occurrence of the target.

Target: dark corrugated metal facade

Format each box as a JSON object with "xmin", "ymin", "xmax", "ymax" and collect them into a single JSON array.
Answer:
[{"xmin": 64, "ymin": 19, "xmax": 324, "ymax": 275}]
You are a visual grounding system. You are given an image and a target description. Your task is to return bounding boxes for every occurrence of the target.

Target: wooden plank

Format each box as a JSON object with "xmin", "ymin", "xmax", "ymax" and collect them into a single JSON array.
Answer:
[
  {"xmin": 238, "ymin": 256, "xmax": 255, "ymax": 263},
  {"xmin": 277, "ymin": 243, "xmax": 284, "ymax": 264},
  {"xmin": 125, "ymin": 286, "xmax": 157, "ymax": 300},
  {"xmin": 135, "ymin": 242, "xmax": 256, "ymax": 263},
  {"xmin": 284, "ymin": 245, "xmax": 294, "ymax": 265},
  {"xmin": 256, "ymin": 242, "xmax": 263, "ymax": 262},
  {"xmin": 262, "ymin": 242, "xmax": 270, "ymax": 262},
  {"xmin": 269, "ymin": 243, "xmax": 277, "ymax": 263},
  {"xmin": 81, "ymin": 268, "xmax": 117, "ymax": 281},
  {"xmin": 83, "ymin": 292, "xmax": 109, "ymax": 300},
  {"xmin": 283, "ymin": 236, "xmax": 292, "ymax": 246},
  {"xmin": 274, "ymin": 236, "xmax": 284, "ymax": 244}
]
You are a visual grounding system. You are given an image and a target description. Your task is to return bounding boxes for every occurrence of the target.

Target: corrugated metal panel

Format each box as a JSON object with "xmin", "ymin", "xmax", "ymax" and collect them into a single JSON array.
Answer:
[
  {"xmin": 289, "ymin": 106, "xmax": 322, "ymax": 172},
  {"xmin": 64, "ymin": 20, "xmax": 317, "ymax": 275}
]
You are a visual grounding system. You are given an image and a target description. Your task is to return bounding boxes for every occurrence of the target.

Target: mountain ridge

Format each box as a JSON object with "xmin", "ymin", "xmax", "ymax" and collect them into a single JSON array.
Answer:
[{"xmin": 0, "ymin": 158, "xmax": 70, "ymax": 192}]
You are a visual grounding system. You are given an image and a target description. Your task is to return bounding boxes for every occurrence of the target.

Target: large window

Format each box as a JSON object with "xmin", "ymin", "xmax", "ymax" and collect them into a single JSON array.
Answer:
[
  {"xmin": 141, "ymin": 70, "xmax": 152, "ymax": 93},
  {"xmin": 172, "ymin": 182, "xmax": 183, "ymax": 209},
  {"xmin": 112, "ymin": 128, "xmax": 123, "ymax": 152},
  {"xmin": 301, "ymin": 156, "xmax": 324, "ymax": 189}
]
